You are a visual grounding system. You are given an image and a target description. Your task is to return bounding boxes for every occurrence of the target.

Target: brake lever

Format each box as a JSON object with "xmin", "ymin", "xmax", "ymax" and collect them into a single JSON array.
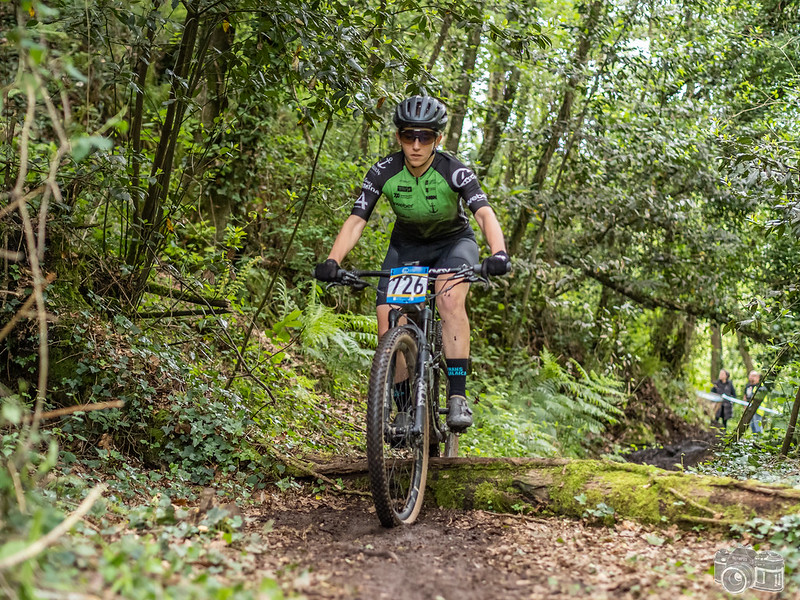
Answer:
[{"xmin": 338, "ymin": 271, "xmax": 371, "ymax": 291}]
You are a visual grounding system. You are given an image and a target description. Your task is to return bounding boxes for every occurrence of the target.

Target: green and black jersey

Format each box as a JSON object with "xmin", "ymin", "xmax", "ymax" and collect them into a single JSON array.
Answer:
[{"xmin": 351, "ymin": 151, "xmax": 491, "ymax": 242}]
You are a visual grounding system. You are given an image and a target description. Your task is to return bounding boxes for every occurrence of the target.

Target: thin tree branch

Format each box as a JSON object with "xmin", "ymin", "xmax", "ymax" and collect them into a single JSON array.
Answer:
[
  {"xmin": 226, "ymin": 113, "xmax": 334, "ymax": 388},
  {"xmin": 0, "ymin": 273, "xmax": 57, "ymax": 344},
  {"xmin": 0, "ymin": 484, "xmax": 106, "ymax": 571},
  {"xmin": 19, "ymin": 400, "xmax": 125, "ymax": 424}
]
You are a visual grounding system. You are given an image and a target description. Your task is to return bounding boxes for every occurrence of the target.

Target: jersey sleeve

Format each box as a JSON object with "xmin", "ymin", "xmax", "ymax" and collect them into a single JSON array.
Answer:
[
  {"xmin": 350, "ymin": 173, "xmax": 383, "ymax": 220},
  {"xmin": 350, "ymin": 153, "xmax": 402, "ymax": 220},
  {"xmin": 443, "ymin": 155, "xmax": 491, "ymax": 214}
]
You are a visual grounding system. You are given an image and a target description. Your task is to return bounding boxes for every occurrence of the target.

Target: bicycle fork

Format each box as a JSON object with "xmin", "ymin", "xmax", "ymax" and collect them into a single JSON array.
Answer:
[{"xmin": 389, "ymin": 306, "xmax": 432, "ymax": 438}]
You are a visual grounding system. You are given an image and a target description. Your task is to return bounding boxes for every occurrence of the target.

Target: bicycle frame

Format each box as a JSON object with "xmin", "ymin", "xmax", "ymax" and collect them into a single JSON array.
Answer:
[
  {"xmin": 388, "ymin": 302, "xmax": 434, "ymax": 439},
  {"xmin": 386, "ymin": 266, "xmax": 477, "ymax": 441},
  {"xmin": 337, "ymin": 264, "xmax": 481, "ymax": 441},
  {"xmin": 327, "ymin": 263, "xmax": 485, "ymax": 526}
]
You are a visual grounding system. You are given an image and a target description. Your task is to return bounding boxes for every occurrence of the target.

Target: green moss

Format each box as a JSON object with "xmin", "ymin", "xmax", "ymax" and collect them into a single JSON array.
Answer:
[
  {"xmin": 429, "ymin": 463, "xmax": 519, "ymax": 511},
  {"xmin": 472, "ymin": 481, "xmax": 517, "ymax": 513},
  {"xmin": 544, "ymin": 461, "xmax": 800, "ymax": 526},
  {"xmin": 422, "ymin": 459, "xmax": 800, "ymax": 530}
]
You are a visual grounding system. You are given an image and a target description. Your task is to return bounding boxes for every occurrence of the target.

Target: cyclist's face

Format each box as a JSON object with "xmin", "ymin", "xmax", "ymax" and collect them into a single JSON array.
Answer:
[{"xmin": 397, "ymin": 128, "xmax": 441, "ymax": 168}]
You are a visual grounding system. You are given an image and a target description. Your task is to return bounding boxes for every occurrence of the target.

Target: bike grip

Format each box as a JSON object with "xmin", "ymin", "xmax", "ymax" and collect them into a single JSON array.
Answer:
[{"xmin": 472, "ymin": 264, "xmax": 483, "ymax": 275}]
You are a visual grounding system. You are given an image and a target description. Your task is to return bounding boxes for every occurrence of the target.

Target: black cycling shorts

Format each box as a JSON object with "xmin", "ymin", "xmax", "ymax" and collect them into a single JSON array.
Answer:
[{"xmin": 376, "ymin": 230, "xmax": 480, "ymax": 306}]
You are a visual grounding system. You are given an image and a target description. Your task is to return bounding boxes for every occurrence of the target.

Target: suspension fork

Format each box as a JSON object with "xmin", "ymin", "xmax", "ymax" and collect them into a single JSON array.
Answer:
[
  {"xmin": 387, "ymin": 306, "xmax": 432, "ymax": 436},
  {"xmin": 411, "ymin": 306, "xmax": 432, "ymax": 436}
]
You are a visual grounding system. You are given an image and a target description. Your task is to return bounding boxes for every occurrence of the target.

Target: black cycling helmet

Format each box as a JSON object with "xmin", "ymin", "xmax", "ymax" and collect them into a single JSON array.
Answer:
[{"xmin": 393, "ymin": 95, "xmax": 448, "ymax": 131}]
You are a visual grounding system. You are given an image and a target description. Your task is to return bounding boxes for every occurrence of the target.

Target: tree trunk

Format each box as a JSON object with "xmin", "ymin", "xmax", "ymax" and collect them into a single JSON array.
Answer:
[
  {"xmin": 651, "ymin": 311, "xmax": 695, "ymax": 376},
  {"xmin": 126, "ymin": 0, "xmax": 161, "ymax": 256},
  {"xmin": 475, "ymin": 66, "xmax": 521, "ymax": 180},
  {"xmin": 443, "ymin": 21, "xmax": 482, "ymax": 155},
  {"xmin": 737, "ymin": 331, "xmax": 755, "ymax": 374},
  {"xmin": 308, "ymin": 457, "xmax": 800, "ymax": 527},
  {"xmin": 502, "ymin": 82, "xmax": 530, "ymax": 190},
  {"xmin": 780, "ymin": 387, "xmax": 800, "ymax": 456},
  {"xmin": 426, "ymin": 11, "xmax": 453, "ymax": 72},
  {"xmin": 710, "ymin": 323, "xmax": 722, "ymax": 382},
  {"xmin": 507, "ymin": 0, "xmax": 604, "ymax": 256},
  {"xmin": 198, "ymin": 15, "xmax": 235, "ymax": 241},
  {"xmin": 125, "ymin": 2, "xmax": 201, "ymax": 302},
  {"xmin": 359, "ymin": 0, "xmax": 386, "ymax": 155}
]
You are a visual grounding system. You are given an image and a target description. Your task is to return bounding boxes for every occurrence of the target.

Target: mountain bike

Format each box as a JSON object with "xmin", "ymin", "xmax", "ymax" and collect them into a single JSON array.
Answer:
[{"xmin": 333, "ymin": 264, "xmax": 486, "ymax": 527}]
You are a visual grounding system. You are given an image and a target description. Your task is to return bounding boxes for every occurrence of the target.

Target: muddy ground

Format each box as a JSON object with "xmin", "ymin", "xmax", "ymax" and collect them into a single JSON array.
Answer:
[
  {"xmin": 249, "ymin": 492, "xmax": 786, "ymax": 600},
  {"xmin": 623, "ymin": 433, "xmax": 718, "ymax": 471}
]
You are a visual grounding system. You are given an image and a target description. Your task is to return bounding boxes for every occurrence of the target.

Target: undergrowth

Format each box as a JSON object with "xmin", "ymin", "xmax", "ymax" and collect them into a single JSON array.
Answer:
[
  {"xmin": 690, "ymin": 428, "xmax": 800, "ymax": 485},
  {"xmin": 462, "ymin": 348, "xmax": 626, "ymax": 458}
]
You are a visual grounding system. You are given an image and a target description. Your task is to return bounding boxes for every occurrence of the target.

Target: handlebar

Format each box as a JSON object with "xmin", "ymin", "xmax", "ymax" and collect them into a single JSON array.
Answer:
[
  {"xmin": 328, "ymin": 264, "xmax": 487, "ymax": 294},
  {"xmin": 337, "ymin": 264, "xmax": 483, "ymax": 280}
]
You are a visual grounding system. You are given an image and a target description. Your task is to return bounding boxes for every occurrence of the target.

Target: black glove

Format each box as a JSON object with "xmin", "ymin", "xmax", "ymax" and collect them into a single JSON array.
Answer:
[
  {"xmin": 481, "ymin": 251, "xmax": 510, "ymax": 277},
  {"xmin": 314, "ymin": 259, "xmax": 342, "ymax": 282}
]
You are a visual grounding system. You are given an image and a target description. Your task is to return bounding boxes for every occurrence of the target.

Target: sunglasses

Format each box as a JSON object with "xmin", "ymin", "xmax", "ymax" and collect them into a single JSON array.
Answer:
[{"xmin": 399, "ymin": 129, "xmax": 438, "ymax": 144}]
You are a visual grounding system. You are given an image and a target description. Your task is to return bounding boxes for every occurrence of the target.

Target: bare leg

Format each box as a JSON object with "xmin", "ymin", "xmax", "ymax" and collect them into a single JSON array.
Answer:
[
  {"xmin": 436, "ymin": 276, "xmax": 473, "ymax": 430},
  {"xmin": 378, "ymin": 304, "xmax": 408, "ymax": 382},
  {"xmin": 435, "ymin": 276, "xmax": 470, "ymax": 360}
]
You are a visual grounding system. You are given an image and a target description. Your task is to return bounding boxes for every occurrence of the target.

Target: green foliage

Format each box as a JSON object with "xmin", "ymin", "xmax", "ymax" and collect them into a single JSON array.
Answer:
[
  {"xmin": 300, "ymin": 282, "xmax": 376, "ymax": 369},
  {"xmin": 575, "ymin": 493, "xmax": 617, "ymax": 525},
  {"xmin": 691, "ymin": 428, "xmax": 800, "ymax": 485},
  {"xmin": 4, "ymin": 0, "xmax": 800, "ymax": 592},
  {"xmin": 464, "ymin": 348, "xmax": 625, "ymax": 457},
  {"xmin": 46, "ymin": 312, "xmax": 266, "ymax": 484},
  {"xmin": 0, "ymin": 396, "xmax": 286, "ymax": 599}
]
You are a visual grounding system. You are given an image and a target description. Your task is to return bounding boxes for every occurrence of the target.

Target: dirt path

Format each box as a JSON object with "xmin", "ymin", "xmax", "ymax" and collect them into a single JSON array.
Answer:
[{"xmin": 248, "ymin": 493, "xmax": 782, "ymax": 600}]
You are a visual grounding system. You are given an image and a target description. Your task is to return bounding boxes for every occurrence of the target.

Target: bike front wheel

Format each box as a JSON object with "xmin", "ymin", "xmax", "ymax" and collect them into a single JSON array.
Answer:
[{"xmin": 366, "ymin": 326, "xmax": 429, "ymax": 527}]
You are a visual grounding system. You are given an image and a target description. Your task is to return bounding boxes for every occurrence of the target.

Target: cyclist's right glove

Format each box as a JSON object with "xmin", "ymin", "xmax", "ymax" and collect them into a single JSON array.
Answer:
[
  {"xmin": 481, "ymin": 251, "xmax": 510, "ymax": 277},
  {"xmin": 314, "ymin": 258, "xmax": 342, "ymax": 282}
]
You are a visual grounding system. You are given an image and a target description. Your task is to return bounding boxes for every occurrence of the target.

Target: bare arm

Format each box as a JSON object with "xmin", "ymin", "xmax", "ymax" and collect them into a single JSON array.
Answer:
[
  {"xmin": 474, "ymin": 206, "xmax": 507, "ymax": 255},
  {"xmin": 327, "ymin": 215, "xmax": 368, "ymax": 263}
]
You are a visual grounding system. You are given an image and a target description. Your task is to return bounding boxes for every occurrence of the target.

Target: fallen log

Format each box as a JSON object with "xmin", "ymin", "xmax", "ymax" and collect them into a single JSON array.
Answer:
[{"xmin": 306, "ymin": 457, "xmax": 800, "ymax": 527}]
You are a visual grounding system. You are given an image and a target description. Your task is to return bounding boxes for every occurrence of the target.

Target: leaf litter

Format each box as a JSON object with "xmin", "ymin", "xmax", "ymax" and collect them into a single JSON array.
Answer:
[{"xmin": 237, "ymin": 491, "xmax": 784, "ymax": 599}]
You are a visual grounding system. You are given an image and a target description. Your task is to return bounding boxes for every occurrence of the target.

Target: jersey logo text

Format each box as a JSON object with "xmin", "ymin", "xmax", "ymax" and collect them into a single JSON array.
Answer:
[
  {"xmin": 452, "ymin": 167, "xmax": 477, "ymax": 188},
  {"xmin": 362, "ymin": 178, "xmax": 380, "ymax": 195},
  {"xmin": 370, "ymin": 156, "xmax": 394, "ymax": 175}
]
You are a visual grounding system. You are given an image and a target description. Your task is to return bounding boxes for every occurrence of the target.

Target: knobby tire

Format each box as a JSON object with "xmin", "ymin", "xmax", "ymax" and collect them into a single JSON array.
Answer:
[{"xmin": 366, "ymin": 327, "xmax": 429, "ymax": 527}]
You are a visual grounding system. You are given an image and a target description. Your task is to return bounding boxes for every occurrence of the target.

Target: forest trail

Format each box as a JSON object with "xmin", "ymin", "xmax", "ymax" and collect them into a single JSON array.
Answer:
[{"xmin": 246, "ymin": 492, "xmax": 770, "ymax": 600}]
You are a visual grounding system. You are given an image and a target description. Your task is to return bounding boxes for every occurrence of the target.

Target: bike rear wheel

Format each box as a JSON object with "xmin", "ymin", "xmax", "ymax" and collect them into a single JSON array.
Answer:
[{"xmin": 366, "ymin": 327, "xmax": 429, "ymax": 527}]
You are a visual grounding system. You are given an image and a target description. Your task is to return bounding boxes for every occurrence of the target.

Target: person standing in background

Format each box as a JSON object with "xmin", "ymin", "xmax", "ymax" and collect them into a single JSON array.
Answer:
[
  {"xmin": 712, "ymin": 369, "xmax": 735, "ymax": 430},
  {"xmin": 743, "ymin": 370, "xmax": 764, "ymax": 434}
]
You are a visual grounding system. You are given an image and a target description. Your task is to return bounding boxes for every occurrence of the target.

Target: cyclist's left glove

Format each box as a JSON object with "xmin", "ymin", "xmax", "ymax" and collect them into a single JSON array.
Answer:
[
  {"xmin": 481, "ymin": 251, "xmax": 510, "ymax": 277},
  {"xmin": 314, "ymin": 258, "xmax": 342, "ymax": 282}
]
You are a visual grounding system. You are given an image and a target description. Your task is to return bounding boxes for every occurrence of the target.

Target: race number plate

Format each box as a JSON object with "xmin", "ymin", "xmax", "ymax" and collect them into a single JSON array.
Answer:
[{"xmin": 386, "ymin": 266, "xmax": 429, "ymax": 304}]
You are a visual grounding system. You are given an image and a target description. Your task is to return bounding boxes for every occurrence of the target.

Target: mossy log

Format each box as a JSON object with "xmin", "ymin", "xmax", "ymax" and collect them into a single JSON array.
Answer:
[{"xmin": 309, "ymin": 457, "xmax": 800, "ymax": 527}]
